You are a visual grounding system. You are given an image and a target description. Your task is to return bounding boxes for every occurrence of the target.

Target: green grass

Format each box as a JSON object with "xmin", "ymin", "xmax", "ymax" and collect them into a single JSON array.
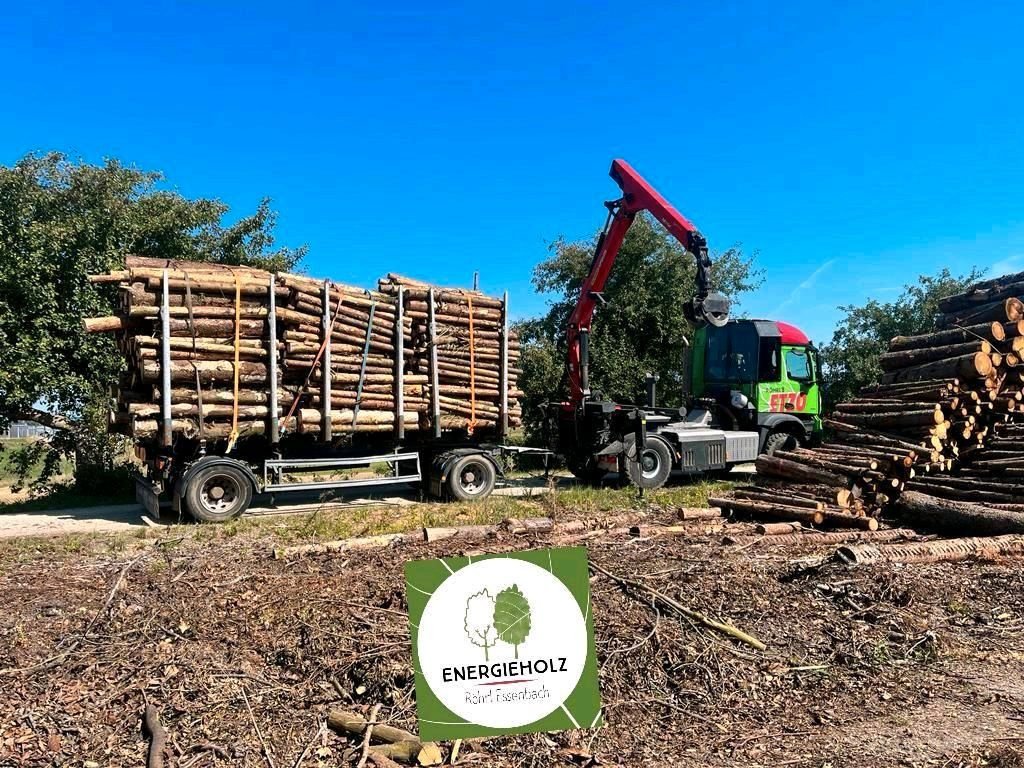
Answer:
[
  {"xmin": 187, "ymin": 479, "xmax": 730, "ymax": 546},
  {"xmin": 0, "ymin": 439, "xmax": 73, "ymax": 485},
  {"xmin": 0, "ymin": 477, "xmax": 735, "ymax": 566}
]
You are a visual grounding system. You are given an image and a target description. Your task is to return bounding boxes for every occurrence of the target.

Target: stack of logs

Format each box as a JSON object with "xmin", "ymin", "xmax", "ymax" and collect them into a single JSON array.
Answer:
[
  {"xmin": 718, "ymin": 270, "xmax": 1024, "ymax": 530},
  {"xmin": 84, "ymin": 256, "xmax": 521, "ymax": 444},
  {"xmin": 379, "ymin": 274, "xmax": 523, "ymax": 431}
]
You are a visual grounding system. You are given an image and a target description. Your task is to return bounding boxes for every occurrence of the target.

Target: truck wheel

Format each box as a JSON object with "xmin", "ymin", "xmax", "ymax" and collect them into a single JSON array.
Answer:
[
  {"xmin": 568, "ymin": 458, "xmax": 607, "ymax": 486},
  {"xmin": 447, "ymin": 454, "xmax": 496, "ymax": 501},
  {"xmin": 183, "ymin": 464, "xmax": 253, "ymax": 522},
  {"xmin": 625, "ymin": 437, "xmax": 672, "ymax": 490},
  {"xmin": 764, "ymin": 431, "xmax": 799, "ymax": 456}
]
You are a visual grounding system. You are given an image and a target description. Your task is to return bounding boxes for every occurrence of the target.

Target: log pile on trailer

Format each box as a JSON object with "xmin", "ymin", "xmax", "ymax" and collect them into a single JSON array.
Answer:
[
  {"xmin": 83, "ymin": 256, "xmax": 521, "ymax": 446},
  {"xmin": 717, "ymin": 270, "xmax": 1024, "ymax": 532}
]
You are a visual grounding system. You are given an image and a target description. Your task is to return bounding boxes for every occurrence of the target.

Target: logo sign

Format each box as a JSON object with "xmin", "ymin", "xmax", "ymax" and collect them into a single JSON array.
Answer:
[
  {"xmin": 769, "ymin": 391, "xmax": 808, "ymax": 412},
  {"xmin": 405, "ymin": 546, "xmax": 601, "ymax": 739}
]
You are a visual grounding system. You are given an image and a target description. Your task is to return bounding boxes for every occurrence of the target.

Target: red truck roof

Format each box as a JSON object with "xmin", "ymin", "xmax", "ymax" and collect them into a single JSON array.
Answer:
[{"xmin": 775, "ymin": 320, "xmax": 810, "ymax": 345}]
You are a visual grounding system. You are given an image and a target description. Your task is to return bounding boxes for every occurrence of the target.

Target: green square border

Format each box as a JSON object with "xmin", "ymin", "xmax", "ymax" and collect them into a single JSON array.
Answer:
[{"xmin": 405, "ymin": 546, "xmax": 603, "ymax": 740}]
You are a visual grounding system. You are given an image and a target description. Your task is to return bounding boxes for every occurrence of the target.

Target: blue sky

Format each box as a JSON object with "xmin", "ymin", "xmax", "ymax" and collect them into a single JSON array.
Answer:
[{"xmin": 3, "ymin": 1, "xmax": 1023, "ymax": 345}]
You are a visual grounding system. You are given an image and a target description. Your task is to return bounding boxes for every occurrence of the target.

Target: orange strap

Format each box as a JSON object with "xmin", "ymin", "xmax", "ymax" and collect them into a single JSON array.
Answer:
[
  {"xmin": 226, "ymin": 271, "xmax": 242, "ymax": 452},
  {"xmin": 467, "ymin": 294, "xmax": 478, "ymax": 435}
]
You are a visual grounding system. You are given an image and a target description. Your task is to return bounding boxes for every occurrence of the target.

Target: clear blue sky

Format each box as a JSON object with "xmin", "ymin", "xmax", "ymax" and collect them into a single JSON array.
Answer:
[{"xmin": 4, "ymin": 1, "xmax": 1023, "ymax": 345}]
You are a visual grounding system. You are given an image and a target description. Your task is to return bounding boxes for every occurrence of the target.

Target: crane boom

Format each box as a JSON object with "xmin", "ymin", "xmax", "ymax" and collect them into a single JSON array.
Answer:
[{"xmin": 565, "ymin": 159, "xmax": 730, "ymax": 405}]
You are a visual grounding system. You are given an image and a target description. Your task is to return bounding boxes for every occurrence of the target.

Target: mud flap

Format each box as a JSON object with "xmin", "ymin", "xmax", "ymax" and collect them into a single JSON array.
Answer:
[{"xmin": 135, "ymin": 475, "xmax": 162, "ymax": 520}]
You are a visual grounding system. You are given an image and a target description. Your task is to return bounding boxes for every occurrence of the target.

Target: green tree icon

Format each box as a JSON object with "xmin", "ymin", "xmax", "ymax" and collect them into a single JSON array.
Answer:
[
  {"xmin": 493, "ymin": 585, "xmax": 532, "ymax": 659},
  {"xmin": 464, "ymin": 589, "xmax": 497, "ymax": 660}
]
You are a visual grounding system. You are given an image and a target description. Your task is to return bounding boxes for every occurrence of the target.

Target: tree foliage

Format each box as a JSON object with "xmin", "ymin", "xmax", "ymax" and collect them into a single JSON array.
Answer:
[
  {"xmin": 820, "ymin": 267, "xmax": 985, "ymax": 406},
  {"xmin": 493, "ymin": 584, "xmax": 531, "ymax": 659},
  {"xmin": 516, "ymin": 214, "xmax": 763, "ymax": 440},
  {"xmin": 0, "ymin": 152, "xmax": 305, "ymax": 492}
]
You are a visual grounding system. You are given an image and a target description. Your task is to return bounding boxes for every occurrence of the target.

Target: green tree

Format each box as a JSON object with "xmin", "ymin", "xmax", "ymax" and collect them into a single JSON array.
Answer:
[
  {"xmin": 0, "ymin": 152, "xmax": 305, "ymax": 493},
  {"xmin": 493, "ymin": 584, "xmax": 531, "ymax": 658},
  {"xmin": 516, "ymin": 213, "xmax": 763, "ymax": 440},
  {"xmin": 820, "ymin": 267, "xmax": 984, "ymax": 406}
]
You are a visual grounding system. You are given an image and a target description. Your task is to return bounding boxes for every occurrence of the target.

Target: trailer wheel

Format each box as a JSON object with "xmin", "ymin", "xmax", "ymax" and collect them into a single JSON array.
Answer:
[
  {"xmin": 446, "ymin": 454, "xmax": 496, "ymax": 501},
  {"xmin": 183, "ymin": 464, "xmax": 253, "ymax": 522},
  {"xmin": 625, "ymin": 437, "xmax": 672, "ymax": 490}
]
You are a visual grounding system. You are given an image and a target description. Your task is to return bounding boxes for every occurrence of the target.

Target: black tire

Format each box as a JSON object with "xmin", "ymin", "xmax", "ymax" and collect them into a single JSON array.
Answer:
[
  {"xmin": 763, "ymin": 431, "xmax": 799, "ymax": 456},
  {"xmin": 625, "ymin": 436, "xmax": 673, "ymax": 490},
  {"xmin": 446, "ymin": 454, "xmax": 497, "ymax": 501},
  {"xmin": 183, "ymin": 464, "xmax": 254, "ymax": 523},
  {"xmin": 568, "ymin": 457, "xmax": 607, "ymax": 486}
]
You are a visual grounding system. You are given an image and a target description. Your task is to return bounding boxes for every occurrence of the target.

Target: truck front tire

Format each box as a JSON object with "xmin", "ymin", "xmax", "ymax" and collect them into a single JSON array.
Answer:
[
  {"xmin": 763, "ymin": 431, "xmax": 799, "ymax": 456},
  {"xmin": 183, "ymin": 464, "xmax": 254, "ymax": 522},
  {"xmin": 625, "ymin": 436, "xmax": 673, "ymax": 490}
]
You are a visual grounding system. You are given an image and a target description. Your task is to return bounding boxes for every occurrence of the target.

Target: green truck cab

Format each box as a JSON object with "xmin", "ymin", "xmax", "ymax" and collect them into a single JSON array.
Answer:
[{"xmin": 691, "ymin": 319, "xmax": 824, "ymax": 454}]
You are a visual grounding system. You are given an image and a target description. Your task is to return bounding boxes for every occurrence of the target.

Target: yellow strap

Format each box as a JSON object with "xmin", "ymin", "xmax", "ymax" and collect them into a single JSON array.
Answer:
[
  {"xmin": 226, "ymin": 271, "xmax": 242, "ymax": 452},
  {"xmin": 468, "ymin": 294, "xmax": 477, "ymax": 435}
]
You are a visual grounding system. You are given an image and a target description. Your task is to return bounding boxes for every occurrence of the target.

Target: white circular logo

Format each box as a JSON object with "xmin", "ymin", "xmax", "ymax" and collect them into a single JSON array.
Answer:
[{"xmin": 416, "ymin": 557, "xmax": 587, "ymax": 728}]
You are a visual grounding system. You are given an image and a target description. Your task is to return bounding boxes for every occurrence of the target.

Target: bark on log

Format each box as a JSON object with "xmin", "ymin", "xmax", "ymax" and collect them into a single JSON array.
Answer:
[
  {"xmin": 675, "ymin": 507, "xmax": 726, "ymax": 521},
  {"xmin": 143, "ymin": 704, "xmax": 167, "ymax": 768},
  {"xmin": 821, "ymin": 511, "xmax": 879, "ymax": 530},
  {"xmin": 273, "ymin": 533, "xmax": 410, "ymax": 559},
  {"xmin": 327, "ymin": 709, "xmax": 420, "ymax": 747},
  {"xmin": 732, "ymin": 489, "xmax": 824, "ymax": 510},
  {"xmin": 831, "ymin": 409, "xmax": 945, "ymax": 428},
  {"xmin": 878, "ymin": 352, "xmax": 992, "ymax": 384},
  {"xmin": 754, "ymin": 455, "xmax": 850, "ymax": 487},
  {"xmin": 894, "ymin": 491, "xmax": 1024, "ymax": 535},
  {"xmin": 709, "ymin": 496, "xmax": 825, "ymax": 525},
  {"xmin": 838, "ymin": 535, "xmax": 1024, "ymax": 565},
  {"xmin": 141, "ymin": 360, "xmax": 268, "ymax": 384},
  {"xmin": 879, "ymin": 341, "xmax": 990, "ymax": 371},
  {"xmin": 724, "ymin": 528, "xmax": 916, "ymax": 547},
  {"xmin": 890, "ymin": 322, "xmax": 1008, "ymax": 351},
  {"xmin": 755, "ymin": 522, "xmax": 804, "ymax": 535}
]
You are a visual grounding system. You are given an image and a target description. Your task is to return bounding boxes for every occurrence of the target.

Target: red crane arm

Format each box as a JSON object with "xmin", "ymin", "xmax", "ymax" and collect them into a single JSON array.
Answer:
[{"xmin": 565, "ymin": 159, "xmax": 723, "ymax": 406}]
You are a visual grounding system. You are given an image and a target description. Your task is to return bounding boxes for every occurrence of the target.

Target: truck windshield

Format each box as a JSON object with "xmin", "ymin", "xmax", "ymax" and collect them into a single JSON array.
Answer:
[
  {"xmin": 705, "ymin": 323, "xmax": 759, "ymax": 383},
  {"xmin": 785, "ymin": 348, "xmax": 812, "ymax": 381}
]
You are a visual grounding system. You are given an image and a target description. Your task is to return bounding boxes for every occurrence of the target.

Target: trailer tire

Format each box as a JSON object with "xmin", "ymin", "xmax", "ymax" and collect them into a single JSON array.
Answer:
[
  {"xmin": 446, "ymin": 454, "xmax": 496, "ymax": 501},
  {"xmin": 183, "ymin": 464, "xmax": 253, "ymax": 522},
  {"xmin": 625, "ymin": 436, "xmax": 672, "ymax": 490}
]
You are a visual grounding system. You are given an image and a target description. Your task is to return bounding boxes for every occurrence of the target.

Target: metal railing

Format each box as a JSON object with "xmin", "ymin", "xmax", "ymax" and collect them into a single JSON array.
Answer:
[{"xmin": 1, "ymin": 421, "xmax": 50, "ymax": 440}]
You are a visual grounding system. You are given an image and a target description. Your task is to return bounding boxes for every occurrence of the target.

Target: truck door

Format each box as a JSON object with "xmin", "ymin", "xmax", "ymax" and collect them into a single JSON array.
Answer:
[{"xmin": 776, "ymin": 346, "xmax": 818, "ymax": 419}]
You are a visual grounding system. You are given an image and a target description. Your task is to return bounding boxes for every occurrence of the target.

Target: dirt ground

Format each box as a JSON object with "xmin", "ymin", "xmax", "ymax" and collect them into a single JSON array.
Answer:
[{"xmin": 1, "ymin": 505, "xmax": 1023, "ymax": 768}]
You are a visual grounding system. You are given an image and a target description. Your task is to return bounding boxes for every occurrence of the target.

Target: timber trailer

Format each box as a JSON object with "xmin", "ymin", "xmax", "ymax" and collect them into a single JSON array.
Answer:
[
  {"xmin": 134, "ymin": 276, "xmax": 529, "ymax": 523},
  {"xmin": 548, "ymin": 159, "xmax": 823, "ymax": 490}
]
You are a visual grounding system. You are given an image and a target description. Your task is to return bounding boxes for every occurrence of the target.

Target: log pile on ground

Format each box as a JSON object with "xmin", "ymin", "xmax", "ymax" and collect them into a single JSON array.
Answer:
[
  {"xmin": 84, "ymin": 256, "xmax": 520, "ymax": 444},
  {"xmin": 719, "ymin": 271, "xmax": 1024, "ymax": 533}
]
